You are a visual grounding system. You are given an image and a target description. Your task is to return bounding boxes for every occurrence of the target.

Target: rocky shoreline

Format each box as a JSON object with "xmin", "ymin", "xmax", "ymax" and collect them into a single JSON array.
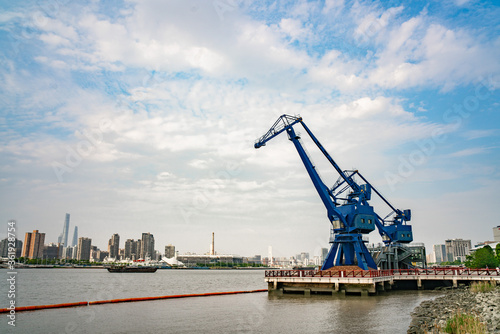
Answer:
[{"xmin": 408, "ymin": 285, "xmax": 500, "ymax": 333}]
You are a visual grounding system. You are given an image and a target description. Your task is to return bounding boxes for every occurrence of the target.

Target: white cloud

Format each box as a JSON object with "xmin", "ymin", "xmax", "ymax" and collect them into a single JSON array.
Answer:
[
  {"xmin": 369, "ymin": 17, "xmax": 500, "ymax": 90},
  {"xmin": 38, "ymin": 16, "xmax": 79, "ymax": 41},
  {"xmin": 462, "ymin": 129, "xmax": 498, "ymax": 140},
  {"xmin": 449, "ymin": 147, "xmax": 488, "ymax": 157},
  {"xmin": 353, "ymin": 4, "xmax": 404, "ymax": 45},
  {"xmin": 278, "ymin": 18, "xmax": 311, "ymax": 42},
  {"xmin": 323, "ymin": 0, "xmax": 345, "ymax": 14}
]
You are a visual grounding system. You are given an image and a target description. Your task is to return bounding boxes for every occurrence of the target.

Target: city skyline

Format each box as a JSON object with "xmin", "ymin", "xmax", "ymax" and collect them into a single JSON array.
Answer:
[
  {"xmin": 5, "ymin": 222, "xmax": 499, "ymax": 261},
  {"xmin": 1, "ymin": 1, "xmax": 499, "ymax": 258}
]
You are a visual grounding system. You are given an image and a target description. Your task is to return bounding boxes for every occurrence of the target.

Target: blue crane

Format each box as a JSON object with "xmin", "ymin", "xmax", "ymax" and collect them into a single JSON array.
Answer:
[{"xmin": 254, "ymin": 115, "xmax": 413, "ymax": 270}]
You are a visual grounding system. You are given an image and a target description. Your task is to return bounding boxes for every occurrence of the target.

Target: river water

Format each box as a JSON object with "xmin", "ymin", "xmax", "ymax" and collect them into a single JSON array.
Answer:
[{"xmin": 1, "ymin": 268, "xmax": 440, "ymax": 333}]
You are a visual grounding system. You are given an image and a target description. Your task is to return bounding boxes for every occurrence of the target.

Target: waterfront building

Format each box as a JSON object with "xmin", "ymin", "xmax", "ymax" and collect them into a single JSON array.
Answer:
[
  {"xmin": 165, "ymin": 244, "xmax": 175, "ymax": 258},
  {"xmin": 135, "ymin": 239, "xmax": 141, "ymax": 259},
  {"xmin": 108, "ymin": 233, "xmax": 120, "ymax": 259},
  {"xmin": 101, "ymin": 250, "xmax": 109, "ymax": 261},
  {"xmin": 299, "ymin": 252, "xmax": 309, "ymax": 263},
  {"xmin": 76, "ymin": 237, "xmax": 92, "ymax": 261},
  {"xmin": 44, "ymin": 243, "xmax": 62, "ymax": 259},
  {"xmin": 22, "ymin": 230, "xmax": 45, "ymax": 259},
  {"xmin": 177, "ymin": 254, "xmax": 243, "ymax": 267},
  {"xmin": 96, "ymin": 250, "xmax": 109, "ymax": 262},
  {"xmin": 62, "ymin": 246, "xmax": 77, "ymax": 260},
  {"xmin": 432, "ymin": 244, "xmax": 446, "ymax": 263},
  {"xmin": 445, "ymin": 239, "xmax": 471, "ymax": 262},
  {"xmin": 71, "ymin": 226, "xmax": 78, "ymax": 247},
  {"xmin": 124, "ymin": 239, "xmax": 133, "ymax": 259},
  {"xmin": 125, "ymin": 239, "xmax": 141, "ymax": 260},
  {"xmin": 58, "ymin": 213, "xmax": 70, "ymax": 247},
  {"xmin": 321, "ymin": 248, "xmax": 329, "ymax": 264},
  {"xmin": 494, "ymin": 225, "xmax": 500, "ymax": 242},
  {"xmin": 0, "ymin": 238, "xmax": 23, "ymax": 258},
  {"xmin": 90, "ymin": 245, "xmax": 98, "ymax": 262},
  {"xmin": 141, "ymin": 233, "xmax": 155, "ymax": 260},
  {"xmin": 246, "ymin": 255, "xmax": 262, "ymax": 265}
]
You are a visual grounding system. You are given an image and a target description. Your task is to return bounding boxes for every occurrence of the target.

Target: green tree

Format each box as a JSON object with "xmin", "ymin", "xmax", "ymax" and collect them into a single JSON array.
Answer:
[
  {"xmin": 465, "ymin": 245, "xmax": 499, "ymax": 269},
  {"xmin": 496, "ymin": 243, "xmax": 500, "ymax": 261}
]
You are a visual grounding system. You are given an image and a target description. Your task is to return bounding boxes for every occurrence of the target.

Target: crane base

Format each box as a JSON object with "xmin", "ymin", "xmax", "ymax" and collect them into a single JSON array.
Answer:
[{"xmin": 322, "ymin": 233, "xmax": 377, "ymax": 270}]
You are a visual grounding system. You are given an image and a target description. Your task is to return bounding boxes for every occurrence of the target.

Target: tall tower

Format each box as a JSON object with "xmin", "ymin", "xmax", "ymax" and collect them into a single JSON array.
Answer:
[
  {"xmin": 124, "ymin": 239, "xmax": 133, "ymax": 259},
  {"xmin": 71, "ymin": 226, "xmax": 78, "ymax": 247},
  {"xmin": 60, "ymin": 213, "xmax": 70, "ymax": 246},
  {"xmin": 141, "ymin": 233, "xmax": 155, "ymax": 260},
  {"xmin": 108, "ymin": 233, "xmax": 120, "ymax": 259},
  {"xmin": 210, "ymin": 232, "xmax": 215, "ymax": 255}
]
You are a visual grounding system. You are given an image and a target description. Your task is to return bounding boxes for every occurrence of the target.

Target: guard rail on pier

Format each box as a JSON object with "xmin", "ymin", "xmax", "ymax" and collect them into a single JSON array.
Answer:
[
  {"xmin": 265, "ymin": 268, "xmax": 500, "ymax": 278},
  {"xmin": 265, "ymin": 268, "xmax": 500, "ymax": 296}
]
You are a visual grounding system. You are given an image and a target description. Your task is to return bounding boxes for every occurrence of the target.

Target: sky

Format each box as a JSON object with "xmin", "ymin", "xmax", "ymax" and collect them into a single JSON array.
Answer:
[{"xmin": 0, "ymin": 0, "xmax": 499, "ymax": 260}]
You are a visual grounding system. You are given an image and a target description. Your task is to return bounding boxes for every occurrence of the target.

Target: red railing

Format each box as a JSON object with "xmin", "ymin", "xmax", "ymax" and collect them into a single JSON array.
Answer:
[
  {"xmin": 264, "ymin": 269, "xmax": 389, "ymax": 278},
  {"xmin": 265, "ymin": 268, "xmax": 500, "ymax": 278},
  {"xmin": 390, "ymin": 268, "xmax": 500, "ymax": 276}
]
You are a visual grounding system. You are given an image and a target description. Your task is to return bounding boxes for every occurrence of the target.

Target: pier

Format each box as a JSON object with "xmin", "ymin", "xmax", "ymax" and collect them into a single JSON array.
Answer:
[{"xmin": 265, "ymin": 268, "xmax": 500, "ymax": 296}]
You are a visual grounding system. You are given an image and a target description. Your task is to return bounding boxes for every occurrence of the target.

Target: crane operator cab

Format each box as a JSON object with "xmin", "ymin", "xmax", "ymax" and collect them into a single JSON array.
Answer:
[{"xmin": 335, "ymin": 204, "xmax": 377, "ymax": 234}]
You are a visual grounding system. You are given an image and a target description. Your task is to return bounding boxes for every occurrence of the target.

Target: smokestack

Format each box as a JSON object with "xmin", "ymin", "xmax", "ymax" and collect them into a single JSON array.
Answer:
[{"xmin": 210, "ymin": 232, "xmax": 215, "ymax": 255}]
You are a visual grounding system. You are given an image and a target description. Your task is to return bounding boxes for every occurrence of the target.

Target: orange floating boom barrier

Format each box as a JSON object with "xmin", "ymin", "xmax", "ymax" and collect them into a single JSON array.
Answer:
[{"xmin": 0, "ymin": 289, "xmax": 267, "ymax": 313}]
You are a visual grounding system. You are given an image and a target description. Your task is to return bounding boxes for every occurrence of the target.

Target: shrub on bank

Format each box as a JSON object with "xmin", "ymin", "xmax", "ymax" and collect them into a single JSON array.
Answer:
[
  {"xmin": 470, "ymin": 281, "xmax": 496, "ymax": 293},
  {"xmin": 443, "ymin": 310, "xmax": 487, "ymax": 334}
]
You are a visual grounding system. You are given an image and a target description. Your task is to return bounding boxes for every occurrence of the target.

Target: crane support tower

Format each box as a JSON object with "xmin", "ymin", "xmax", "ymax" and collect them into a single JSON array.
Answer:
[{"xmin": 255, "ymin": 115, "xmax": 413, "ymax": 270}]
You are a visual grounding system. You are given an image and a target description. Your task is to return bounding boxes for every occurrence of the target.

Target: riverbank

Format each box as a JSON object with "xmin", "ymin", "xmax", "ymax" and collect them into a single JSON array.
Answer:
[
  {"xmin": 408, "ymin": 285, "xmax": 500, "ymax": 333},
  {"xmin": 1, "ymin": 265, "xmax": 269, "ymax": 270}
]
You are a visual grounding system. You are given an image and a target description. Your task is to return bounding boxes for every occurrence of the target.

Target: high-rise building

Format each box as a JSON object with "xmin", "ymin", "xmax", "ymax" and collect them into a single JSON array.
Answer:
[
  {"xmin": 445, "ymin": 239, "xmax": 471, "ymax": 262},
  {"xmin": 141, "ymin": 233, "xmax": 155, "ymax": 260},
  {"xmin": 63, "ymin": 246, "xmax": 77, "ymax": 260},
  {"xmin": 321, "ymin": 248, "xmax": 329, "ymax": 264},
  {"xmin": 71, "ymin": 226, "xmax": 78, "ymax": 247},
  {"xmin": 165, "ymin": 244, "xmax": 175, "ymax": 258},
  {"xmin": 125, "ymin": 239, "xmax": 142, "ymax": 260},
  {"xmin": 0, "ymin": 238, "xmax": 23, "ymax": 257},
  {"xmin": 58, "ymin": 213, "xmax": 70, "ymax": 247},
  {"xmin": 494, "ymin": 226, "xmax": 500, "ymax": 242},
  {"xmin": 76, "ymin": 237, "xmax": 92, "ymax": 261},
  {"xmin": 22, "ymin": 230, "xmax": 45, "ymax": 259},
  {"xmin": 136, "ymin": 239, "xmax": 141, "ymax": 258},
  {"xmin": 44, "ymin": 243, "xmax": 61, "ymax": 259},
  {"xmin": 108, "ymin": 233, "xmax": 120, "ymax": 259},
  {"xmin": 300, "ymin": 252, "xmax": 309, "ymax": 262},
  {"xmin": 433, "ymin": 244, "xmax": 446, "ymax": 263},
  {"xmin": 96, "ymin": 250, "xmax": 109, "ymax": 262},
  {"xmin": 124, "ymin": 239, "xmax": 133, "ymax": 259}
]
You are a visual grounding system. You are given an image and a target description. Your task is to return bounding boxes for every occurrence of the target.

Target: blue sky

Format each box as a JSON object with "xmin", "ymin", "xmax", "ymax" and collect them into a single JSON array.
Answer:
[{"xmin": 1, "ymin": 0, "xmax": 499, "ymax": 259}]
